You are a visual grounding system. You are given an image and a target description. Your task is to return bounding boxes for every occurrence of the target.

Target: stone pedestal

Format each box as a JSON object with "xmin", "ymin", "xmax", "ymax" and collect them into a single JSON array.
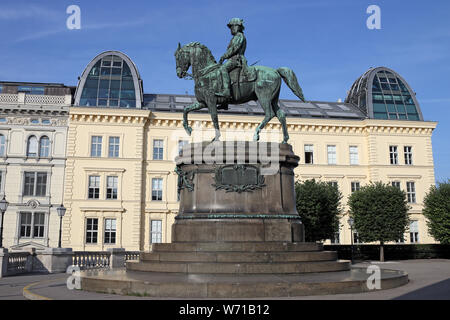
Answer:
[
  {"xmin": 108, "ymin": 248, "xmax": 126, "ymax": 268},
  {"xmin": 33, "ymin": 248, "xmax": 73, "ymax": 273},
  {"xmin": 0, "ymin": 248, "xmax": 8, "ymax": 278},
  {"xmin": 173, "ymin": 141, "xmax": 304, "ymax": 242}
]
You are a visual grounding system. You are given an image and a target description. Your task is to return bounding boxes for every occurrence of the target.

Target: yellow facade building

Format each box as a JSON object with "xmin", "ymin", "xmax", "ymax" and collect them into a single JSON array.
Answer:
[{"xmin": 61, "ymin": 51, "xmax": 437, "ymax": 251}]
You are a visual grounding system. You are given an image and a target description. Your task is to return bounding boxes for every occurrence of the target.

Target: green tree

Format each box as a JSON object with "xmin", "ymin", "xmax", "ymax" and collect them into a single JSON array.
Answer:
[
  {"xmin": 295, "ymin": 179, "xmax": 342, "ymax": 242},
  {"xmin": 348, "ymin": 182, "xmax": 410, "ymax": 261},
  {"xmin": 423, "ymin": 181, "xmax": 450, "ymax": 244}
]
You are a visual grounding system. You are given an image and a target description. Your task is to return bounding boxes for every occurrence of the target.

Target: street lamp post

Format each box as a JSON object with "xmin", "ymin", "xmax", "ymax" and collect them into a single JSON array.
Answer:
[
  {"xmin": 56, "ymin": 204, "xmax": 66, "ymax": 248},
  {"xmin": 347, "ymin": 217, "xmax": 354, "ymax": 265},
  {"xmin": 0, "ymin": 196, "xmax": 9, "ymax": 248}
]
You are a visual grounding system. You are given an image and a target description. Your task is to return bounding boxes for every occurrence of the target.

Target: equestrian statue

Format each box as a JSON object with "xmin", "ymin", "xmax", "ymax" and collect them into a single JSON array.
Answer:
[{"xmin": 175, "ymin": 18, "xmax": 306, "ymax": 143}]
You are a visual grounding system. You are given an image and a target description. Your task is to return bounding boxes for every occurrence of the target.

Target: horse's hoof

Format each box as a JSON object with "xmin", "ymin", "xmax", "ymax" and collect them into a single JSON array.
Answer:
[{"xmin": 185, "ymin": 127, "xmax": 192, "ymax": 136}]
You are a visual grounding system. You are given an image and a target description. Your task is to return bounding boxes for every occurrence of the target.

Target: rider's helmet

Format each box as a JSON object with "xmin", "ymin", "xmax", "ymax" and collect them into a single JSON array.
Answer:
[{"xmin": 227, "ymin": 18, "xmax": 245, "ymax": 31}]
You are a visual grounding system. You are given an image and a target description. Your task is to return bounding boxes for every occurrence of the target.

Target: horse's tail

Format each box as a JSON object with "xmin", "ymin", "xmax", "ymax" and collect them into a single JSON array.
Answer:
[{"xmin": 277, "ymin": 67, "xmax": 306, "ymax": 102}]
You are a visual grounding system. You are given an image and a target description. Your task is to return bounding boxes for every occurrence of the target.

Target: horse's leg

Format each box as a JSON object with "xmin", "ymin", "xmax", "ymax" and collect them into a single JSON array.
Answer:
[
  {"xmin": 253, "ymin": 79, "xmax": 279, "ymax": 141},
  {"xmin": 183, "ymin": 101, "xmax": 205, "ymax": 136},
  {"xmin": 253, "ymin": 95, "xmax": 275, "ymax": 141},
  {"xmin": 271, "ymin": 97, "xmax": 289, "ymax": 143},
  {"xmin": 204, "ymin": 96, "xmax": 221, "ymax": 142}
]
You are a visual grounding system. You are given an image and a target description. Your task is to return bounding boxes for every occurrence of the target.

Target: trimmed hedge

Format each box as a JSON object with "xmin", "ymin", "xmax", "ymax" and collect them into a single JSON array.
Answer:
[{"xmin": 323, "ymin": 244, "xmax": 450, "ymax": 261}]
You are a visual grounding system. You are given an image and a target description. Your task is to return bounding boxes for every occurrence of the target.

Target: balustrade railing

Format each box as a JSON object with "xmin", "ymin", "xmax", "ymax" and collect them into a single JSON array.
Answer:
[
  {"xmin": 7, "ymin": 252, "xmax": 30, "ymax": 275},
  {"xmin": 72, "ymin": 251, "xmax": 111, "ymax": 270}
]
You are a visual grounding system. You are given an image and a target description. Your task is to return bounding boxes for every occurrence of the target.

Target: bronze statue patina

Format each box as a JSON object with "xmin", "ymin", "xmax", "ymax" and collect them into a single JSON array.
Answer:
[{"xmin": 175, "ymin": 18, "xmax": 306, "ymax": 143}]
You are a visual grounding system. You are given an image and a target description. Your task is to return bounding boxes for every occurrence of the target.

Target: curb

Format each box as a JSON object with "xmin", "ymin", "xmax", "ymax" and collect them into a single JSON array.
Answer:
[{"xmin": 22, "ymin": 278, "xmax": 66, "ymax": 300}]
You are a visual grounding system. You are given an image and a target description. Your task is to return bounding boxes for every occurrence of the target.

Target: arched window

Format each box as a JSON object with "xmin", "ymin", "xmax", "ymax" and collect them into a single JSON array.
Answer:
[
  {"xmin": 76, "ymin": 51, "xmax": 143, "ymax": 109},
  {"xmin": 27, "ymin": 136, "xmax": 38, "ymax": 157},
  {"xmin": 0, "ymin": 134, "xmax": 5, "ymax": 156},
  {"xmin": 39, "ymin": 136, "xmax": 50, "ymax": 157}
]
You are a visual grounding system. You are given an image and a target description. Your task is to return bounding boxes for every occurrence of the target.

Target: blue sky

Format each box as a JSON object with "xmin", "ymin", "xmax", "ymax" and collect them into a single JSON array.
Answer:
[{"xmin": 0, "ymin": 0, "xmax": 449, "ymax": 181}]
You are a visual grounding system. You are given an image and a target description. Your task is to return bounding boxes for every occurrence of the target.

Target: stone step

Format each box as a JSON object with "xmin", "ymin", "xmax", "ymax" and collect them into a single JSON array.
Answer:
[
  {"xmin": 140, "ymin": 251, "xmax": 337, "ymax": 263},
  {"xmin": 126, "ymin": 260, "xmax": 350, "ymax": 274},
  {"xmin": 149, "ymin": 242, "xmax": 323, "ymax": 253}
]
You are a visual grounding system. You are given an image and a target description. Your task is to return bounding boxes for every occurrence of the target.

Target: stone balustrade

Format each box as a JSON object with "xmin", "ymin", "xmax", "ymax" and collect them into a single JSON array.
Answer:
[{"xmin": 0, "ymin": 248, "xmax": 140, "ymax": 278}]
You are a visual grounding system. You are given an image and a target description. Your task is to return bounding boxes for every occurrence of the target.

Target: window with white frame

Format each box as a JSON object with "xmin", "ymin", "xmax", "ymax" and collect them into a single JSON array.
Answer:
[
  {"xmin": 150, "ymin": 220, "xmax": 162, "ymax": 243},
  {"xmin": 19, "ymin": 212, "xmax": 45, "ymax": 238},
  {"xmin": 23, "ymin": 172, "xmax": 47, "ymax": 196},
  {"xmin": 351, "ymin": 181, "xmax": 361, "ymax": 193},
  {"xmin": 90, "ymin": 136, "xmax": 102, "ymax": 157},
  {"xmin": 104, "ymin": 218, "xmax": 116, "ymax": 244},
  {"xmin": 178, "ymin": 140, "xmax": 189, "ymax": 156},
  {"xmin": 404, "ymin": 146, "xmax": 413, "ymax": 165},
  {"xmin": 86, "ymin": 218, "xmax": 98, "ymax": 244},
  {"xmin": 108, "ymin": 136, "xmax": 120, "ymax": 158},
  {"xmin": 327, "ymin": 145, "xmax": 337, "ymax": 165},
  {"xmin": 106, "ymin": 176, "xmax": 118, "ymax": 200},
  {"xmin": 39, "ymin": 136, "xmax": 50, "ymax": 157},
  {"xmin": 88, "ymin": 176, "xmax": 100, "ymax": 199},
  {"xmin": 406, "ymin": 181, "xmax": 416, "ymax": 203},
  {"xmin": 0, "ymin": 134, "xmax": 5, "ymax": 156},
  {"xmin": 152, "ymin": 178, "xmax": 163, "ymax": 201},
  {"xmin": 389, "ymin": 145, "xmax": 398, "ymax": 165},
  {"xmin": 27, "ymin": 135, "xmax": 38, "ymax": 157},
  {"xmin": 327, "ymin": 181, "xmax": 338, "ymax": 189},
  {"xmin": 153, "ymin": 139, "xmax": 164, "ymax": 160},
  {"xmin": 409, "ymin": 220, "xmax": 419, "ymax": 243},
  {"xmin": 392, "ymin": 181, "xmax": 401, "ymax": 189},
  {"xmin": 349, "ymin": 146, "xmax": 359, "ymax": 165},
  {"xmin": 304, "ymin": 144, "xmax": 314, "ymax": 164}
]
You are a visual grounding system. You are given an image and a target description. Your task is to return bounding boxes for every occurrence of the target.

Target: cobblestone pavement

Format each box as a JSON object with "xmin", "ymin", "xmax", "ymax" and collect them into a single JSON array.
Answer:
[{"xmin": 0, "ymin": 259, "xmax": 449, "ymax": 300}]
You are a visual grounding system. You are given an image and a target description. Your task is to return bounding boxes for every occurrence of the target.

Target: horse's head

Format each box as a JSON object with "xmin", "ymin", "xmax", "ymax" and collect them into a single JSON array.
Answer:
[{"xmin": 174, "ymin": 42, "xmax": 191, "ymax": 78}]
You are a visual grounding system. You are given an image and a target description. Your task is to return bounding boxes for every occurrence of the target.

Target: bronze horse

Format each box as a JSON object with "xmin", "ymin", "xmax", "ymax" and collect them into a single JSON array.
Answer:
[{"xmin": 175, "ymin": 42, "xmax": 305, "ymax": 143}]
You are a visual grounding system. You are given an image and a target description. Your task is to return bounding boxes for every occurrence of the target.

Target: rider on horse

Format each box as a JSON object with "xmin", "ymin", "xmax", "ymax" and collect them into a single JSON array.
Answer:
[{"xmin": 218, "ymin": 18, "xmax": 247, "ymax": 102}]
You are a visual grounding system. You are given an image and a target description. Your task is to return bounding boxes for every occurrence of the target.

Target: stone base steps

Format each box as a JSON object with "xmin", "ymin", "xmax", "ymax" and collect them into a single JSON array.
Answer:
[
  {"xmin": 140, "ymin": 250, "xmax": 337, "ymax": 263},
  {"xmin": 127, "ymin": 260, "xmax": 350, "ymax": 274},
  {"xmin": 149, "ymin": 242, "xmax": 323, "ymax": 253}
]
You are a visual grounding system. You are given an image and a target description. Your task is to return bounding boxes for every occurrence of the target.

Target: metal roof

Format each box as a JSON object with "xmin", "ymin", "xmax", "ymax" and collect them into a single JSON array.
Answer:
[{"xmin": 143, "ymin": 94, "xmax": 367, "ymax": 120}]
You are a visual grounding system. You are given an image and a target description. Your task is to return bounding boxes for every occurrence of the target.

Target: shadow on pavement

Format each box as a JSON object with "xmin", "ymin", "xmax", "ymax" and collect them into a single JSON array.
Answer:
[{"xmin": 393, "ymin": 279, "xmax": 450, "ymax": 300}]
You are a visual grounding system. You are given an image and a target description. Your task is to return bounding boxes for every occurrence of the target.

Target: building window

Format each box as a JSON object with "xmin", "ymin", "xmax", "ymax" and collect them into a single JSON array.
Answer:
[
  {"xmin": 27, "ymin": 136, "xmax": 38, "ymax": 157},
  {"xmin": 327, "ymin": 181, "xmax": 338, "ymax": 189},
  {"xmin": 90, "ymin": 136, "xmax": 102, "ymax": 157},
  {"xmin": 327, "ymin": 145, "xmax": 337, "ymax": 165},
  {"xmin": 389, "ymin": 146, "xmax": 398, "ymax": 165},
  {"xmin": 406, "ymin": 181, "xmax": 416, "ymax": 203},
  {"xmin": 353, "ymin": 231, "xmax": 360, "ymax": 244},
  {"xmin": 0, "ymin": 171, "xmax": 3, "ymax": 194},
  {"xmin": 20, "ymin": 212, "xmax": 32, "ymax": 238},
  {"xmin": 88, "ymin": 176, "xmax": 100, "ymax": 199},
  {"xmin": 0, "ymin": 134, "xmax": 5, "ymax": 156},
  {"xmin": 392, "ymin": 181, "xmax": 401, "ymax": 189},
  {"xmin": 108, "ymin": 136, "xmax": 120, "ymax": 158},
  {"xmin": 104, "ymin": 219, "xmax": 116, "ymax": 244},
  {"xmin": 351, "ymin": 181, "xmax": 360, "ymax": 193},
  {"xmin": 330, "ymin": 231, "xmax": 340, "ymax": 244},
  {"xmin": 23, "ymin": 172, "xmax": 47, "ymax": 196},
  {"xmin": 106, "ymin": 176, "xmax": 118, "ymax": 200},
  {"xmin": 20, "ymin": 212, "xmax": 45, "ymax": 238},
  {"xmin": 404, "ymin": 146, "xmax": 413, "ymax": 165},
  {"xmin": 86, "ymin": 218, "xmax": 98, "ymax": 244},
  {"xmin": 409, "ymin": 220, "xmax": 419, "ymax": 243},
  {"xmin": 178, "ymin": 140, "xmax": 189, "ymax": 156},
  {"xmin": 349, "ymin": 146, "xmax": 359, "ymax": 165},
  {"xmin": 304, "ymin": 144, "xmax": 314, "ymax": 164},
  {"xmin": 39, "ymin": 136, "xmax": 50, "ymax": 157},
  {"xmin": 150, "ymin": 220, "xmax": 162, "ymax": 243},
  {"xmin": 152, "ymin": 178, "xmax": 163, "ymax": 201},
  {"xmin": 153, "ymin": 139, "xmax": 164, "ymax": 160}
]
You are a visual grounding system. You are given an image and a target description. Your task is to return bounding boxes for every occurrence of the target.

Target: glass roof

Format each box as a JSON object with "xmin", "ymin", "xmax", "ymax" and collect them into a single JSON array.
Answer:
[{"xmin": 79, "ymin": 54, "xmax": 138, "ymax": 108}]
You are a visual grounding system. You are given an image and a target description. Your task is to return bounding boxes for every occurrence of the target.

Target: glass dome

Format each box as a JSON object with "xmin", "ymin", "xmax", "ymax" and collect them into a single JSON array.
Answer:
[
  {"xmin": 345, "ymin": 67, "xmax": 423, "ymax": 121},
  {"xmin": 74, "ymin": 51, "xmax": 143, "ymax": 108}
]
